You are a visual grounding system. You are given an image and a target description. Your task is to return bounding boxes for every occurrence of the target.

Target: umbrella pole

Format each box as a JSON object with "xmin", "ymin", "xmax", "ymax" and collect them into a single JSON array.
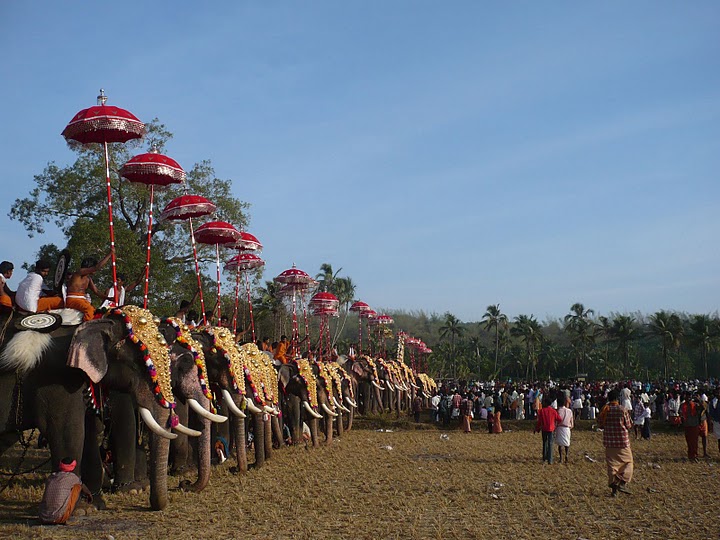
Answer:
[
  {"xmin": 358, "ymin": 316, "xmax": 362, "ymax": 355},
  {"xmin": 103, "ymin": 141, "xmax": 119, "ymax": 303},
  {"xmin": 142, "ymin": 184, "xmax": 155, "ymax": 309},
  {"xmin": 291, "ymin": 289, "xmax": 299, "ymax": 354},
  {"xmin": 245, "ymin": 271, "xmax": 256, "ymax": 343},
  {"xmin": 188, "ymin": 218, "xmax": 207, "ymax": 325},
  {"xmin": 215, "ymin": 244, "xmax": 222, "ymax": 323},
  {"xmin": 300, "ymin": 293, "xmax": 310, "ymax": 354},
  {"xmin": 232, "ymin": 265, "xmax": 240, "ymax": 334}
]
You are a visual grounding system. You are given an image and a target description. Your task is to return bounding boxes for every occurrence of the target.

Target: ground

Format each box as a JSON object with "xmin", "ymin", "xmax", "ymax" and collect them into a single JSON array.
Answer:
[{"xmin": 0, "ymin": 417, "xmax": 717, "ymax": 540}]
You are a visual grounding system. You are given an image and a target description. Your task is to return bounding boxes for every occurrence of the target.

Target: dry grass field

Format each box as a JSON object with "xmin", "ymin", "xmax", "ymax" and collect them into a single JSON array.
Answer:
[{"xmin": 0, "ymin": 416, "xmax": 717, "ymax": 540}]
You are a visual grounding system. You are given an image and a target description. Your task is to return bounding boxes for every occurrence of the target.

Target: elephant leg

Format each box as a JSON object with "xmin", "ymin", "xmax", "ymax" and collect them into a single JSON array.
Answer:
[
  {"xmin": 108, "ymin": 392, "xmax": 138, "ymax": 491},
  {"xmin": 344, "ymin": 406, "xmax": 354, "ymax": 431},
  {"xmin": 181, "ymin": 412, "xmax": 210, "ymax": 492},
  {"xmin": 252, "ymin": 412, "xmax": 265, "ymax": 468},
  {"xmin": 81, "ymin": 412, "xmax": 106, "ymax": 509},
  {"xmin": 169, "ymin": 400, "xmax": 190, "ymax": 474}
]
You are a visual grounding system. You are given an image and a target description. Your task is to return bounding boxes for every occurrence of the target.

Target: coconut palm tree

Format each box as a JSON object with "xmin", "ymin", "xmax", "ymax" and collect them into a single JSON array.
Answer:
[
  {"xmin": 611, "ymin": 315, "xmax": 639, "ymax": 377},
  {"xmin": 687, "ymin": 314, "xmax": 719, "ymax": 380},
  {"xmin": 315, "ymin": 263, "xmax": 341, "ymax": 293},
  {"xmin": 439, "ymin": 312, "xmax": 465, "ymax": 378},
  {"xmin": 564, "ymin": 303, "xmax": 595, "ymax": 376},
  {"xmin": 481, "ymin": 304, "xmax": 508, "ymax": 377},
  {"xmin": 648, "ymin": 311, "xmax": 684, "ymax": 380},
  {"xmin": 511, "ymin": 314, "xmax": 543, "ymax": 380}
]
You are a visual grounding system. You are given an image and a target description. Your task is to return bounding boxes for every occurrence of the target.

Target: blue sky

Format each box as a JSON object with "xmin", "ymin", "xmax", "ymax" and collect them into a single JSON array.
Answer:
[{"xmin": 1, "ymin": 2, "xmax": 718, "ymax": 322}]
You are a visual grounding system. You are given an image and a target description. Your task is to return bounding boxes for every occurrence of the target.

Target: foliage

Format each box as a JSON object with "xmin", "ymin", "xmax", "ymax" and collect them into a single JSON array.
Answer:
[{"xmin": 10, "ymin": 120, "xmax": 250, "ymax": 316}]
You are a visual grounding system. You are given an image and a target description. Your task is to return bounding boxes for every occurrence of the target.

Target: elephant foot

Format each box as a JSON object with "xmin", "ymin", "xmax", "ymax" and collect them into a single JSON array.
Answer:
[{"xmin": 112, "ymin": 480, "xmax": 146, "ymax": 495}]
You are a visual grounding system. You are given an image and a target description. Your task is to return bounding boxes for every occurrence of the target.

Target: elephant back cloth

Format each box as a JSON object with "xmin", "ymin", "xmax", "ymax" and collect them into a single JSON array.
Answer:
[{"xmin": 94, "ymin": 306, "xmax": 176, "ymax": 410}]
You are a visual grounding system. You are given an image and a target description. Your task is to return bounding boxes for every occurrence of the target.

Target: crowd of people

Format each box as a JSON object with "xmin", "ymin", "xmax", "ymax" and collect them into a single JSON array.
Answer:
[{"xmin": 426, "ymin": 378, "xmax": 718, "ymax": 498}]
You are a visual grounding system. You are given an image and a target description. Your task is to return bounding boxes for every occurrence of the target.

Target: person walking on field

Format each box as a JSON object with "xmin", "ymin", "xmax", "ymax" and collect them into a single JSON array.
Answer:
[
  {"xmin": 412, "ymin": 393, "xmax": 423, "ymax": 423},
  {"xmin": 555, "ymin": 398, "xmax": 574, "ymax": 463},
  {"xmin": 679, "ymin": 392, "xmax": 702, "ymax": 461},
  {"xmin": 535, "ymin": 396, "xmax": 562, "ymax": 464},
  {"xmin": 460, "ymin": 393, "xmax": 473, "ymax": 433},
  {"xmin": 598, "ymin": 388, "xmax": 633, "ymax": 496}
]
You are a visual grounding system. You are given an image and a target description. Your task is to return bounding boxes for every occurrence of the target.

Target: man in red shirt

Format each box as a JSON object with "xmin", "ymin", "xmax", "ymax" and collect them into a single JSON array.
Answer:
[
  {"xmin": 535, "ymin": 395, "xmax": 562, "ymax": 464},
  {"xmin": 598, "ymin": 388, "xmax": 634, "ymax": 496}
]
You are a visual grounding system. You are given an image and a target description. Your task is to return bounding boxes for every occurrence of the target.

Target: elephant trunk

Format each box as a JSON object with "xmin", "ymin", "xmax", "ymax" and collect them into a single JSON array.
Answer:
[
  {"xmin": 253, "ymin": 412, "xmax": 265, "ymax": 469},
  {"xmin": 271, "ymin": 413, "xmax": 285, "ymax": 448},
  {"xmin": 187, "ymin": 398, "xmax": 211, "ymax": 492},
  {"xmin": 263, "ymin": 413, "xmax": 273, "ymax": 460},
  {"xmin": 148, "ymin": 418, "xmax": 171, "ymax": 511},
  {"xmin": 232, "ymin": 399, "xmax": 248, "ymax": 474},
  {"xmin": 310, "ymin": 417, "xmax": 319, "ymax": 448}
]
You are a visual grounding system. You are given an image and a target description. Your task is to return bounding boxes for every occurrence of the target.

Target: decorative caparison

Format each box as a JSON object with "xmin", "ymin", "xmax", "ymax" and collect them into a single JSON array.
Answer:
[
  {"xmin": 164, "ymin": 317, "xmax": 216, "ymax": 413},
  {"xmin": 108, "ymin": 306, "xmax": 175, "ymax": 410}
]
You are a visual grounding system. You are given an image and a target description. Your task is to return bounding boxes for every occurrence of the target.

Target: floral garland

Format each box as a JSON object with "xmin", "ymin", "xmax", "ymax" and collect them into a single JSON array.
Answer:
[
  {"xmin": 251, "ymin": 346, "xmax": 277, "ymax": 405},
  {"xmin": 238, "ymin": 343, "xmax": 265, "ymax": 406},
  {"xmin": 108, "ymin": 306, "xmax": 175, "ymax": 411},
  {"xmin": 164, "ymin": 317, "xmax": 216, "ymax": 413},
  {"xmin": 208, "ymin": 327, "xmax": 246, "ymax": 397},
  {"xmin": 315, "ymin": 360, "xmax": 336, "ymax": 400},
  {"xmin": 396, "ymin": 333, "xmax": 405, "ymax": 364},
  {"xmin": 417, "ymin": 373, "xmax": 438, "ymax": 392},
  {"xmin": 293, "ymin": 357, "xmax": 318, "ymax": 408},
  {"xmin": 362, "ymin": 355, "xmax": 380, "ymax": 383},
  {"xmin": 328, "ymin": 361, "xmax": 354, "ymax": 399}
]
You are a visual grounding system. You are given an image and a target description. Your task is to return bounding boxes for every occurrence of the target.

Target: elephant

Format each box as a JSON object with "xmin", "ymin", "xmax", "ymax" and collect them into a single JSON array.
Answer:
[
  {"xmin": 338, "ymin": 355, "xmax": 384, "ymax": 415},
  {"xmin": 277, "ymin": 358, "xmax": 323, "ymax": 447},
  {"xmin": 311, "ymin": 360, "xmax": 345, "ymax": 445},
  {"xmin": 66, "ymin": 308, "xmax": 198, "ymax": 510},
  {"xmin": 0, "ymin": 307, "xmax": 196, "ymax": 511},
  {"xmin": 191, "ymin": 328, "xmax": 281, "ymax": 472},
  {"xmin": 0, "ymin": 320, "xmax": 101, "ymax": 503}
]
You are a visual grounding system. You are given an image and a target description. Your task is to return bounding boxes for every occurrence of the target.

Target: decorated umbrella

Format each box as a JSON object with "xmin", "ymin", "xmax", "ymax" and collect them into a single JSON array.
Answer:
[
  {"xmin": 225, "ymin": 252, "xmax": 265, "ymax": 340},
  {"xmin": 373, "ymin": 314, "xmax": 394, "ymax": 357},
  {"xmin": 194, "ymin": 221, "xmax": 242, "ymax": 325},
  {"xmin": 160, "ymin": 194, "xmax": 217, "ymax": 324},
  {"xmin": 310, "ymin": 292, "xmax": 339, "ymax": 360},
  {"xmin": 227, "ymin": 231, "xmax": 263, "ymax": 335},
  {"xmin": 274, "ymin": 265, "xmax": 315, "ymax": 354},
  {"xmin": 233, "ymin": 231, "xmax": 263, "ymax": 252},
  {"xmin": 120, "ymin": 148, "xmax": 185, "ymax": 308},
  {"xmin": 349, "ymin": 300, "xmax": 371, "ymax": 354},
  {"xmin": 62, "ymin": 89, "xmax": 145, "ymax": 302}
]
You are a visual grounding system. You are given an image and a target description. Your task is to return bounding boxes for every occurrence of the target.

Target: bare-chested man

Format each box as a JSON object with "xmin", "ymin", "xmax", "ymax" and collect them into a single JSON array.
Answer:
[{"xmin": 65, "ymin": 253, "xmax": 111, "ymax": 321}]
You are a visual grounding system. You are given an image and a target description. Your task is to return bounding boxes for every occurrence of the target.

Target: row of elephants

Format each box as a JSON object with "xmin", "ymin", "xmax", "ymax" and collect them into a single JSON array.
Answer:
[{"xmin": 0, "ymin": 305, "xmax": 437, "ymax": 511}]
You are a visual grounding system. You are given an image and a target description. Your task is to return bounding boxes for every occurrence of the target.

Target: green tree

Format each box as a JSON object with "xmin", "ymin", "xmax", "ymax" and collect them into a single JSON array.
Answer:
[
  {"xmin": 10, "ymin": 120, "xmax": 250, "ymax": 316},
  {"xmin": 481, "ymin": 304, "xmax": 508, "ymax": 377},
  {"xmin": 511, "ymin": 314, "xmax": 543, "ymax": 380},
  {"xmin": 687, "ymin": 314, "xmax": 719, "ymax": 380},
  {"xmin": 564, "ymin": 303, "xmax": 595, "ymax": 376},
  {"xmin": 611, "ymin": 315, "xmax": 639, "ymax": 377},
  {"xmin": 439, "ymin": 312, "xmax": 465, "ymax": 379},
  {"xmin": 648, "ymin": 311, "xmax": 684, "ymax": 380}
]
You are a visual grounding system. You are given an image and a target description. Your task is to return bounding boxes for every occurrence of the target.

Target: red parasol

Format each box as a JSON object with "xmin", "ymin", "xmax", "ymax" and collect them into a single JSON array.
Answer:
[
  {"xmin": 225, "ymin": 252, "xmax": 265, "ymax": 339},
  {"xmin": 350, "ymin": 300, "xmax": 372, "ymax": 354},
  {"xmin": 120, "ymin": 149, "xmax": 185, "ymax": 309},
  {"xmin": 160, "ymin": 194, "xmax": 217, "ymax": 325},
  {"xmin": 233, "ymin": 231, "xmax": 263, "ymax": 252},
  {"xmin": 310, "ymin": 294, "xmax": 339, "ymax": 361},
  {"xmin": 274, "ymin": 265, "xmax": 315, "ymax": 353},
  {"xmin": 160, "ymin": 194, "xmax": 217, "ymax": 221},
  {"xmin": 62, "ymin": 90, "xmax": 146, "ymax": 303},
  {"xmin": 194, "ymin": 221, "xmax": 241, "ymax": 324},
  {"xmin": 349, "ymin": 300, "xmax": 371, "ymax": 313},
  {"xmin": 309, "ymin": 292, "xmax": 339, "ymax": 309}
]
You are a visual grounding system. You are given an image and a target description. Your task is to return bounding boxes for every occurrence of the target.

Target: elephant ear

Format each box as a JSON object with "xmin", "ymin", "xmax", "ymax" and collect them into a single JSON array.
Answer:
[
  {"xmin": 278, "ymin": 365, "xmax": 292, "ymax": 389},
  {"xmin": 67, "ymin": 319, "xmax": 114, "ymax": 383}
]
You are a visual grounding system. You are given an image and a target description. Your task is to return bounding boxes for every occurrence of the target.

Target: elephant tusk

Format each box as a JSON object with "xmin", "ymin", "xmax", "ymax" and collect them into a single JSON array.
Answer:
[
  {"xmin": 372, "ymin": 381, "xmax": 383, "ymax": 390},
  {"xmin": 334, "ymin": 397, "xmax": 351, "ymax": 413},
  {"xmin": 188, "ymin": 398, "xmax": 228, "ymax": 423},
  {"xmin": 345, "ymin": 397, "xmax": 358, "ymax": 408},
  {"xmin": 303, "ymin": 401, "xmax": 323, "ymax": 419},
  {"xmin": 411, "ymin": 382, "xmax": 419, "ymax": 389},
  {"xmin": 321, "ymin": 402, "xmax": 339, "ymax": 417},
  {"xmin": 173, "ymin": 422, "xmax": 202, "ymax": 437},
  {"xmin": 386, "ymin": 382, "xmax": 395, "ymax": 391},
  {"xmin": 245, "ymin": 397, "xmax": 263, "ymax": 415},
  {"xmin": 222, "ymin": 389, "xmax": 246, "ymax": 418},
  {"xmin": 263, "ymin": 405, "xmax": 277, "ymax": 416},
  {"xmin": 139, "ymin": 407, "xmax": 178, "ymax": 440},
  {"xmin": 422, "ymin": 392, "xmax": 430, "ymax": 399}
]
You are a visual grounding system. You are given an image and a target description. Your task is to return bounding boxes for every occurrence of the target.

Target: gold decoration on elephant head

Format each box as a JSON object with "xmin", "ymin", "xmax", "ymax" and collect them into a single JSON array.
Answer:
[
  {"xmin": 211, "ymin": 326, "xmax": 246, "ymax": 396},
  {"xmin": 294, "ymin": 357, "xmax": 318, "ymax": 408}
]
